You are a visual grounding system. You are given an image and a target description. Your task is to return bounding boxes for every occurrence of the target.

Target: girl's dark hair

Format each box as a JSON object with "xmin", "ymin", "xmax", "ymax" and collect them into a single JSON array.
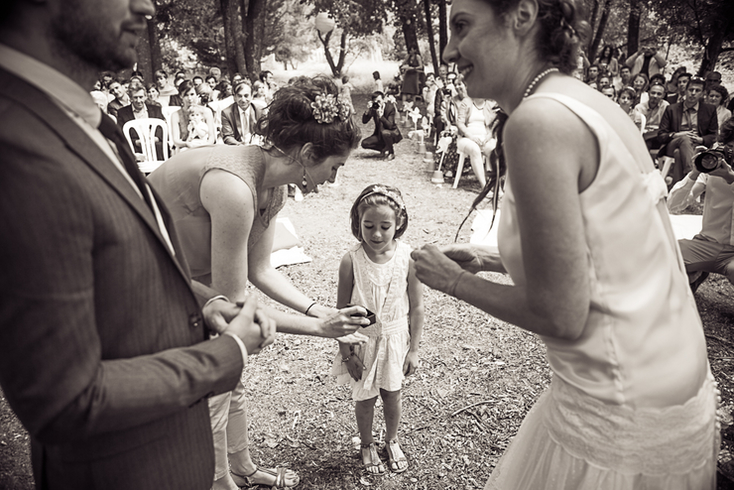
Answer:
[
  {"xmin": 600, "ymin": 45, "xmax": 613, "ymax": 62},
  {"xmin": 618, "ymin": 86, "xmax": 637, "ymax": 101},
  {"xmin": 708, "ymin": 84, "xmax": 729, "ymax": 106},
  {"xmin": 177, "ymin": 80, "xmax": 195, "ymax": 97},
  {"xmin": 256, "ymin": 75, "xmax": 362, "ymax": 161},
  {"xmin": 350, "ymin": 184, "xmax": 408, "ymax": 241},
  {"xmin": 486, "ymin": 0, "xmax": 589, "ymax": 75}
]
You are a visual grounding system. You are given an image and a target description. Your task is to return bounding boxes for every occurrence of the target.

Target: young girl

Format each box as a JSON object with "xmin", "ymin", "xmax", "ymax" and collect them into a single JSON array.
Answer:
[
  {"xmin": 332, "ymin": 184, "xmax": 424, "ymax": 476},
  {"xmin": 186, "ymin": 105, "xmax": 210, "ymax": 148}
]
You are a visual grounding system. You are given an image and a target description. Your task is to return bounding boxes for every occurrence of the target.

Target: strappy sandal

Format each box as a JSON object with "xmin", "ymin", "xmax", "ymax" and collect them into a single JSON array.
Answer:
[
  {"xmin": 385, "ymin": 439, "xmax": 409, "ymax": 473},
  {"xmin": 361, "ymin": 442, "xmax": 386, "ymax": 475},
  {"xmin": 231, "ymin": 466, "xmax": 299, "ymax": 488}
]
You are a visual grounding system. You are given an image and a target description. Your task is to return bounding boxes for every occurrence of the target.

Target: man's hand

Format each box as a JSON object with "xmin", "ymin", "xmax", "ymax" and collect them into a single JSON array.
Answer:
[{"xmin": 221, "ymin": 295, "xmax": 277, "ymax": 355}]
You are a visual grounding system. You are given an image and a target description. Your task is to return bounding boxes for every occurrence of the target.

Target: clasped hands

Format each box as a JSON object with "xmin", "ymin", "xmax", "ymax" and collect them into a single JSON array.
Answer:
[{"xmin": 203, "ymin": 298, "xmax": 370, "ymax": 356}]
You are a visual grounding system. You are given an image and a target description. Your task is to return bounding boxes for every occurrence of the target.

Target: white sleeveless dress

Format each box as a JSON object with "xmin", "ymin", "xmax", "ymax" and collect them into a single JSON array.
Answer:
[
  {"xmin": 332, "ymin": 241, "xmax": 412, "ymax": 401},
  {"xmin": 486, "ymin": 94, "xmax": 719, "ymax": 489}
]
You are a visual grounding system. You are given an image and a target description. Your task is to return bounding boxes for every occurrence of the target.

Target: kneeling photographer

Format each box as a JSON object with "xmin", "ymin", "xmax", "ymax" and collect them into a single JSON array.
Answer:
[
  {"xmin": 361, "ymin": 91, "xmax": 401, "ymax": 161},
  {"xmin": 668, "ymin": 117, "xmax": 734, "ymax": 292}
]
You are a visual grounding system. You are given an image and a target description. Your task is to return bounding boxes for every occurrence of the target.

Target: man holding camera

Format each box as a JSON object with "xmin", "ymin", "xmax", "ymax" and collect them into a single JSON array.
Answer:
[
  {"xmin": 361, "ymin": 91, "xmax": 401, "ymax": 161},
  {"xmin": 668, "ymin": 117, "xmax": 734, "ymax": 292},
  {"xmin": 625, "ymin": 40, "xmax": 667, "ymax": 78}
]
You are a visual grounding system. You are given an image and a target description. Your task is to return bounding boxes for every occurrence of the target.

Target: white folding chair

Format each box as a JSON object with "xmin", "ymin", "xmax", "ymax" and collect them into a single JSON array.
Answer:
[{"xmin": 122, "ymin": 118, "xmax": 169, "ymax": 174}]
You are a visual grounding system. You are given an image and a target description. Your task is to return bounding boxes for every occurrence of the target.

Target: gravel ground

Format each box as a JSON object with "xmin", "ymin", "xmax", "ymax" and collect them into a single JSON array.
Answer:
[{"xmin": 2, "ymin": 93, "xmax": 734, "ymax": 490}]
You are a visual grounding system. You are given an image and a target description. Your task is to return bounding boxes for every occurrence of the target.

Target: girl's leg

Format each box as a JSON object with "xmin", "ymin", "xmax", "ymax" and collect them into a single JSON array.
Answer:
[
  {"xmin": 356, "ymin": 397, "xmax": 384, "ymax": 474},
  {"xmin": 381, "ymin": 389, "xmax": 408, "ymax": 472}
]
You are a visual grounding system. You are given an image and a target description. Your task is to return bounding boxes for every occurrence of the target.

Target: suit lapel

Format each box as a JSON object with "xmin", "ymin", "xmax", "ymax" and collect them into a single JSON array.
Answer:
[{"xmin": 0, "ymin": 68, "xmax": 194, "ymax": 289}]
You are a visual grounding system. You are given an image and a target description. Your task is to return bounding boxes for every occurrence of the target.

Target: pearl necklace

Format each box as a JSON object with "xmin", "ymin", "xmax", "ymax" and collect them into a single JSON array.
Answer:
[{"xmin": 522, "ymin": 67, "xmax": 559, "ymax": 98}]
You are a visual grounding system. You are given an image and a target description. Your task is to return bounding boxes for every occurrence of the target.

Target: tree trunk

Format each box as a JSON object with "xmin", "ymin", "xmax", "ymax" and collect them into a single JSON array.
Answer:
[
  {"xmin": 336, "ymin": 29, "xmax": 348, "ymax": 75},
  {"xmin": 242, "ymin": 0, "xmax": 267, "ymax": 80},
  {"xmin": 626, "ymin": 0, "xmax": 640, "ymax": 58},
  {"xmin": 423, "ymin": 0, "xmax": 438, "ymax": 73},
  {"xmin": 318, "ymin": 30, "xmax": 339, "ymax": 77},
  {"xmin": 400, "ymin": 14, "xmax": 420, "ymax": 54},
  {"xmin": 589, "ymin": 0, "xmax": 612, "ymax": 60},
  {"xmin": 588, "ymin": 0, "xmax": 600, "ymax": 56},
  {"xmin": 220, "ymin": 0, "xmax": 246, "ymax": 78},
  {"xmin": 135, "ymin": 22, "xmax": 153, "ymax": 82},
  {"xmin": 438, "ymin": 0, "xmax": 448, "ymax": 63},
  {"xmin": 147, "ymin": 19, "xmax": 163, "ymax": 75},
  {"xmin": 697, "ymin": 26, "xmax": 728, "ymax": 76}
]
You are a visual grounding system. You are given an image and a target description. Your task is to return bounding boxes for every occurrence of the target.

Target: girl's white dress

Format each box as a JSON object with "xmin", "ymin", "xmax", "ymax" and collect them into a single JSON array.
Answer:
[
  {"xmin": 487, "ymin": 93, "xmax": 718, "ymax": 489},
  {"xmin": 332, "ymin": 241, "xmax": 412, "ymax": 401}
]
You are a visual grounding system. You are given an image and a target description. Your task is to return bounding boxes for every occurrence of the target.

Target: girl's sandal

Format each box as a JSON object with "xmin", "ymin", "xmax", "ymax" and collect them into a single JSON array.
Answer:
[
  {"xmin": 385, "ymin": 439, "xmax": 409, "ymax": 473},
  {"xmin": 231, "ymin": 466, "xmax": 300, "ymax": 488},
  {"xmin": 361, "ymin": 442, "xmax": 386, "ymax": 475}
]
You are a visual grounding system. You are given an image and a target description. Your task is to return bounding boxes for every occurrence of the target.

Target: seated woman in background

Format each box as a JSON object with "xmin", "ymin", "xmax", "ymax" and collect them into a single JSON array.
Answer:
[
  {"xmin": 252, "ymin": 80, "xmax": 269, "ymax": 113},
  {"xmin": 706, "ymin": 84, "xmax": 731, "ymax": 130},
  {"xmin": 146, "ymin": 83, "xmax": 162, "ymax": 107},
  {"xmin": 594, "ymin": 45, "xmax": 619, "ymax": 78},
  {"xmin": 618, "ymin": 86, "xmax": 644, "ymax": 130},
  {"xmin": 631, "ymin": 72, "xmax": 649, "ymax": 106},
  {"xmin": 170, "ymin": 80, "xmax": 217, "ymax": 151},
  {"xmin": 456, "ymin": 94, "xmax": 497, "ymax": 189}
]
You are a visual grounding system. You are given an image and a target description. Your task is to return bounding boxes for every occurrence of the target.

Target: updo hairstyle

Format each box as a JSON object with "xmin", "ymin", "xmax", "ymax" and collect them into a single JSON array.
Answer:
[
  {"xmin": 486, "ymin": 0, "xmax": 589, "ymax": 75},
  {"xmin": 350, "ymin": 184, "xmax": 408, "ymax": 241},
  {"xmin": 256, "ymin": 75, "xmax": 361, "ymax": 162},
  {"xmin": 178, "ymin": 79, "xmax": 195, "ymax": 97}
]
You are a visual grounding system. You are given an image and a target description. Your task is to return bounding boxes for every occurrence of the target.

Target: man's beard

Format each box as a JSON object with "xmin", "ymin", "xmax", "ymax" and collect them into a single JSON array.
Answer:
[{"xmin": 50, "ymin": 4, "xmax": 138, "ymax": 73}]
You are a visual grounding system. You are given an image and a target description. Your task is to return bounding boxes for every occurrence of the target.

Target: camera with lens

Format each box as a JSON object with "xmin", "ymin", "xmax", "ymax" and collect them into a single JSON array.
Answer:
[{"xmin": 694, "ymin": 147, "xmax": 733, "ymax": 173}]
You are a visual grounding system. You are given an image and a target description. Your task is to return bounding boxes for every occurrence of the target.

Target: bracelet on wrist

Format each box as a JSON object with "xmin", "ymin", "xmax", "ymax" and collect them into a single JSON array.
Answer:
[
  {"xmin": 448, "ymin": 270, "xmax": 468, "ymax": 297},
  {"xmin": 304, "ymin": 301, "xmax": 318, "ymax": 316}
]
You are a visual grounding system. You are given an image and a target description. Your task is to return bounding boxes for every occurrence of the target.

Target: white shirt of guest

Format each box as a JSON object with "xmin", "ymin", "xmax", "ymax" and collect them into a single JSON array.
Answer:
[
  {"xmin": 133, "ymin": 104, "xmax": 149, "ymax": 120},
  {"xmin": 635, "ymin": 98, "xmax": 669, "ymax": 131}
]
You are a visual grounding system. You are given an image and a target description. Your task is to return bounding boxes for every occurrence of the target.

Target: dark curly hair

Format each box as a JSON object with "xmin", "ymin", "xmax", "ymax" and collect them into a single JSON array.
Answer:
[
  {"xmin": 256, "ymin": 75, "xmax": 361, "ymax": 162},
  {"xmin": 719, "ymin": 117, "xmax": 734, "ymax": 145},
  {"xmin": 349, "ymin": 184, "xmax": 409, "ymax": 242},
  {"xmin": 708, "ymin": 84, "xmax": 729, "ymax": 107},
  {"xmin": 483, "ymin": 0, "xmax": 589, "ymax": 75}
]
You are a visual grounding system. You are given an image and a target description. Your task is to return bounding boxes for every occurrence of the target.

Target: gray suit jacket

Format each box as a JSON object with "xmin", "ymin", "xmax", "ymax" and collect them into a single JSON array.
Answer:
[{"xmin": 0, "ymin": 67, "xmax": 243, "ymax": 490}]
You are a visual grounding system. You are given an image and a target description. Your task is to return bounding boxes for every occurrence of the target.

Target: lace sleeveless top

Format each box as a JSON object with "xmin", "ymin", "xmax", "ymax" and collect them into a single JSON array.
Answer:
[
  {"xmin": 148, "ymin": 144, "xmax": 286, "ymax": 280},
  {"xmin": 497, "ymin": 93, "xmax": 709, "ymax": 408}
]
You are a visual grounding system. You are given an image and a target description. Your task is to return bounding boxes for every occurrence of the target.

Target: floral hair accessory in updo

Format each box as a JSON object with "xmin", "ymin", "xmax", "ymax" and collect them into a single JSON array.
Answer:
[{"xmin": 311, "ymin": 93, "xmax": 352, "ymax": 124}]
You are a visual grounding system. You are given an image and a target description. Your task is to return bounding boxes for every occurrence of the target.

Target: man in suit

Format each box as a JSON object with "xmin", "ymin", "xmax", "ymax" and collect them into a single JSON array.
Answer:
[
  {"xmin": 116, "ymin": 79, "xmax": 166, "ymax": 159},
  {"xmin": 220, "ymin": 80, "xmax": 262, "ymax": 145},
  {"xmin": 665, "ymin": 72, "xmax": 691, "ymax": 105},
  {"xmin": 106, "ymin": 79, "xmax": 130, "ymax": 119},
  {"xmin": 361, "ymin": 91, "xmax": 401, "ymax": 161},
  {"xmin": 658, "ymin": 76, "xmax": 719, "ymax": 187},
  {"xmin": 0, "ymin": 0, "xmax": 277, "ymax": 488}
]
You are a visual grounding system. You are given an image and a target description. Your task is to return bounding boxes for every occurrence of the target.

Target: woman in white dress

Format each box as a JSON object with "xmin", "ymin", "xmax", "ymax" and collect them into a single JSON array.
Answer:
[{"xmin": 410, "ymin": 0, "xmax": 718, "ymax": 488}]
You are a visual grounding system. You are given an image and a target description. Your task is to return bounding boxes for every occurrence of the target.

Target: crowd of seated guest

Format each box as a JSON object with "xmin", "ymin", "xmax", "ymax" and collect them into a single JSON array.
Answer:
[{"xmin": 576, "ymin": 40, "xmax": 731, "ymax": 191}]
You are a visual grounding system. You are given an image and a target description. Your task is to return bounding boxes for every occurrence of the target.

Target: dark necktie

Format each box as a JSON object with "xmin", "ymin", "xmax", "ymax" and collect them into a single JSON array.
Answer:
[{"xmin": 97, "ymin": 110, "xmax": 154, "ymax": 211}]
